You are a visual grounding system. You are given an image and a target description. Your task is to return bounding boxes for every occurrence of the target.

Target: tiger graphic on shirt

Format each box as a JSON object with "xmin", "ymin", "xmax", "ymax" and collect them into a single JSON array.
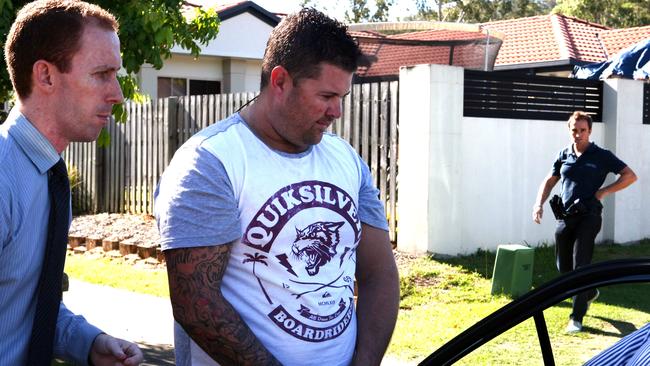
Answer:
[{"xmin": 240, "ymin": 180, "xmax": 361, "ymax": 342}]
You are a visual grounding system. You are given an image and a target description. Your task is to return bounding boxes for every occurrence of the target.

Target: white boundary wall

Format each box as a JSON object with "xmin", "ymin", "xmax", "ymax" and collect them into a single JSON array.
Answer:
[{"xmin": 398, "ymin": 64, "xmax": 650, "ymax": 255}]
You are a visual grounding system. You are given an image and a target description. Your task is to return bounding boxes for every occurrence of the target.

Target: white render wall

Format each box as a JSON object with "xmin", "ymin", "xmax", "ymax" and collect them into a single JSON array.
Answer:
[
  {"xmin": 170, "ymin": 12, "xmax": 273, "ymax": 59},
  {"xmin": 602, "ymin": 80, "xmax": 649, "ymax": 243},
  {"xmin": 398, "ymin": 64, "xmax": 649, "ymax": 255},
  {"xmin": 155, "ymin": 54, "xmax": 224, "ymax": 80}
]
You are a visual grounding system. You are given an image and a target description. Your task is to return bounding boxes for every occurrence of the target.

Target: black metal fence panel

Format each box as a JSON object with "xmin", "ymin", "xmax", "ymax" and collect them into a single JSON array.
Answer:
[
  {"xmin": 463, "ymin": 70, "xmax": 603, "ymax": 122},
  {"xmin": 643, "ymin": 83, "xmax": 650, "ymax": 125}
]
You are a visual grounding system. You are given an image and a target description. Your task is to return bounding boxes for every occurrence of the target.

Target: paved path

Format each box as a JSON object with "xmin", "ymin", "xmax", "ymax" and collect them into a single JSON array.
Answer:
[
  {"xmin": 62, "ymin": 279, "xmax": 415, "ymax": 365},
  {"xmin": 62, "ymin": 279, "xmax": 175, "ymax": 365}
]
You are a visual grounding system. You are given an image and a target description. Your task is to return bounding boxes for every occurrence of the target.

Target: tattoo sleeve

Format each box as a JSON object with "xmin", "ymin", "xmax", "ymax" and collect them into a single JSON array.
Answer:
[{"xmin": 165, "ymin": 244, "xmax": 282, "ymax": 366}]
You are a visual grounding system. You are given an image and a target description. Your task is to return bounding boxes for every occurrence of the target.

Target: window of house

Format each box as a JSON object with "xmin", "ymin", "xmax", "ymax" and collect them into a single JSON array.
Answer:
[
  {"xmin": 157, "ymin": 77, "xmax": 220, "ymax": 98},
  {"xmin": 190, "ymin": 79, "xmax": 221, "ymax": 96},
  {"xmin": 157, "ymin": 77, "xmax": 186, "ymax": 98}
]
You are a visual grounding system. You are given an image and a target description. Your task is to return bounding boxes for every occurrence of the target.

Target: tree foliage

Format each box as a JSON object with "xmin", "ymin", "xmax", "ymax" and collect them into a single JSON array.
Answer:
[
  {"xmin": 409, "ymin": 0, "xmax": 650, "ymax": 26},
  {"xmin": 0, "ymin": 0, "xmax": 16, "ymax": 105},
  {"xmin": 411, "ymin": 0, "xmax": 553, "ymax": 22},
  {"xmin": 344, "ymin": 0, "xmax": 395, "ymax": 23},
  {"xmin": 373, "ymin": 0, "xmax": 394, "ymax": 21},
  {"xmin": 299, "ymin": 0, "xmax": 394, "ymax": 23},
  {"xmin": 0, "ymin": 0, "xmax": 220, "ymax": 133},
  {"xmin": 345, "ymin": 0, "xmax": 371, "ymax": 22},
  {"xmin": 552, "ymin": 0, "xmax": 650, "ymax": 28}
]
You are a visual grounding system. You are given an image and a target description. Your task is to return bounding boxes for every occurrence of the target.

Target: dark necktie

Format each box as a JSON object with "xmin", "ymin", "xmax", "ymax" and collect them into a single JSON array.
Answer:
[{"xmin": 27, "ymin": 158, "xmax": 70, "ymax": 365}]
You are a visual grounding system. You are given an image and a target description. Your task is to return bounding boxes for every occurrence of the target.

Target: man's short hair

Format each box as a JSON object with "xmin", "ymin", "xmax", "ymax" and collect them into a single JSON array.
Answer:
[
  {"xmin": 260, "ymin": 8, "xmax": 364, "ymax": 89},
  {"xmin": 4, "ymin": 0, "xmax": 119, "ymax": 99},
  {"xmin": 568, "ymin": 111, "xmax": 593, "ymax": 130}
]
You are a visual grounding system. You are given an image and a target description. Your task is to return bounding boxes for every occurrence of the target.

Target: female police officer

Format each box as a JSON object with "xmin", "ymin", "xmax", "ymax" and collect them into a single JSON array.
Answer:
[{"xmin": 532, "ymin": 111, "xmax": 637, "ymax": 333}]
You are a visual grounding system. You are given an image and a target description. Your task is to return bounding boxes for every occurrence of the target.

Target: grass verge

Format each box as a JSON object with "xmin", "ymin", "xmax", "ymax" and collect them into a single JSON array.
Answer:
[{"xmin": 64, "ymin": 254, "xmax": 169, "ymax": 297}]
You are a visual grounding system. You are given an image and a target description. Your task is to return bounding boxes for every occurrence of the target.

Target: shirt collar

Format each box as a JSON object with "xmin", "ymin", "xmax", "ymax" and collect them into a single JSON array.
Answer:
[
  {"xmin": 585, "ymin": 142, "xmax": 597, "ymax": 153},
  {"xmin": 570, "ymin": 142, "xmax": 596, "ymax": 157},
  {"xmin": 5, "ymin": 108, "xmax": 61, "ymax": 174}
]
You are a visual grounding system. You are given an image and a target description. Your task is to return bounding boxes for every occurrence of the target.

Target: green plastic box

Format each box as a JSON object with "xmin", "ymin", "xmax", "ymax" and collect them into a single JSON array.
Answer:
[{"xmin": 491, "ymin": 244, "xmax": 534, "ymax": 298}]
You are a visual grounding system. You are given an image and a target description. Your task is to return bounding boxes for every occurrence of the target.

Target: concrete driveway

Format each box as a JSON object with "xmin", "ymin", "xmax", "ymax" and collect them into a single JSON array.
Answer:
[{"xmin": 62, "ymin": 279, "xmax": 174, "ymax": 365}]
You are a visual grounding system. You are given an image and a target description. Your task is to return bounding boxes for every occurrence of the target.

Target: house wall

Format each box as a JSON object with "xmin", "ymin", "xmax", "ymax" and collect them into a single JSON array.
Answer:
[
  {"xmin": 171, "ymin": 12, "xmax": 273, "ymax": 59},
  {"xmin": 222, "ymin": 58, "xmax": 263, "ymax": 93},
  {"xmin": 138, "ymin": 55, "xmax": 222, "ymax": 99},
  {"xmin": 154, "ymin": 54, "xmax": 224, "ymax": 79},
  {"xmin": 398, "ymin": 64, "xmax": 649, "ymax": 255},
  {"xmin": 602, "ymin": 80, "xmax": 650, "ymax": 243},
  {"xmin": 138, "ymin": 11, "xmax": 273, "ymax": 99},
  {"xmin": 137, "ymin": 55, "xmax": 263, "ymax": 99}
]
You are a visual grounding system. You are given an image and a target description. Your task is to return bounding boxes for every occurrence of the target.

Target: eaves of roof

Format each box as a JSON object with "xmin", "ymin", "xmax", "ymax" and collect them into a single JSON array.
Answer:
[
  {"xmin": 217, "ymin": 0, "xmax": 280, "ymax": 26},
  {"xmin": 493, "ymin": 58, "xmax": 591, "ymax": 71}
]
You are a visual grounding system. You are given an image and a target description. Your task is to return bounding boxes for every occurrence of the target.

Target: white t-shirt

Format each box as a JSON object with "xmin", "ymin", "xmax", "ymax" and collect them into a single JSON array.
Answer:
[{"xmin": 155, "ymin": 114, "xmax": 388, "ymax": 366}]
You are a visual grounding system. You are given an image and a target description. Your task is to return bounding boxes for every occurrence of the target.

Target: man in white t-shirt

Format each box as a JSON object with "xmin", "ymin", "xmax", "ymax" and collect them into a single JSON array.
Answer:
[{"xmin": 154, "ymin": 8, "xmax": 399, "ymax": 366}]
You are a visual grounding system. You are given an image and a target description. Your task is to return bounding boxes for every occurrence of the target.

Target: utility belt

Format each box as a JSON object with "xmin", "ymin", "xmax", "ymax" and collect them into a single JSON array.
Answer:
[{"xmin": 549, "ymin": 195, "xmax": 603, "ymax": 220}]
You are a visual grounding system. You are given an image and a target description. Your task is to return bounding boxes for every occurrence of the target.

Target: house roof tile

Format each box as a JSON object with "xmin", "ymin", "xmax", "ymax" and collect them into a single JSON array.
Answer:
[
  {"xmin": 353, "ymin": 18, "xmax": 650, "ymax": 77},
  {"xmin": 391, "ymin": 29, "xmax": 488, "ymax": 41},
  {"xmin": 598, "ymin": 25, "xmax": 650, "ymax": 56},
  {"xmin": 354, "ymin": 28, "xmax": 492, "ymax": 77},
  {"xmin": 481, "ymin": 14, "xmax": 609, "ymax": 67}
]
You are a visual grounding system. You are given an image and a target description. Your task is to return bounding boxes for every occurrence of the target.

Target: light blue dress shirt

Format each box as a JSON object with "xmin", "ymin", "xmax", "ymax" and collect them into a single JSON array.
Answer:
[{"xmin": 0, "ymin": 108, "xmax": 102, "ymax": 365}]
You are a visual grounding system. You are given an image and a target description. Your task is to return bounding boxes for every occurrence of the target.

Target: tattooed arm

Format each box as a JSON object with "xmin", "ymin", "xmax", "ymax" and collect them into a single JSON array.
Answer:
[
  {"xmin": 352, "ymin": 224, "xmax": 399, "ymax": 366},
  {"xmin": 165, "ymin": 243, "xmax": 282, "ymax": 366}
]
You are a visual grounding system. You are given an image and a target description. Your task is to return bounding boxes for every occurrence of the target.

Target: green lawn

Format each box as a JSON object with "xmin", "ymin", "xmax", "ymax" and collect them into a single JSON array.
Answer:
[
  {"xmin": 392, "ymin": 241, "xmax": 650, "ymax": 365},
  {"xmin": 64, "ymin": 240, "xmax": 650, "ymax": 365},
  {"xmin": 64, "ymin": 254, "xmax": 169, "ymax": 297}
]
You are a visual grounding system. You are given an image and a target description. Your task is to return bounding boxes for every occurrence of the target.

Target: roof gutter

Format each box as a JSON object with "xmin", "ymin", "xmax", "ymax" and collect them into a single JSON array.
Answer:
[{"xmin": 493, "ymin": 57, "xmax": 594, "ymax": 71}]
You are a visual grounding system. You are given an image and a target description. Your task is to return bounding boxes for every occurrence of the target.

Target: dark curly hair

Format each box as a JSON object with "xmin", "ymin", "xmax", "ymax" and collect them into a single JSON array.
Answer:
[{"xmin": 260, "ymin": 8, "xmax": 364, "ymax": 89}]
